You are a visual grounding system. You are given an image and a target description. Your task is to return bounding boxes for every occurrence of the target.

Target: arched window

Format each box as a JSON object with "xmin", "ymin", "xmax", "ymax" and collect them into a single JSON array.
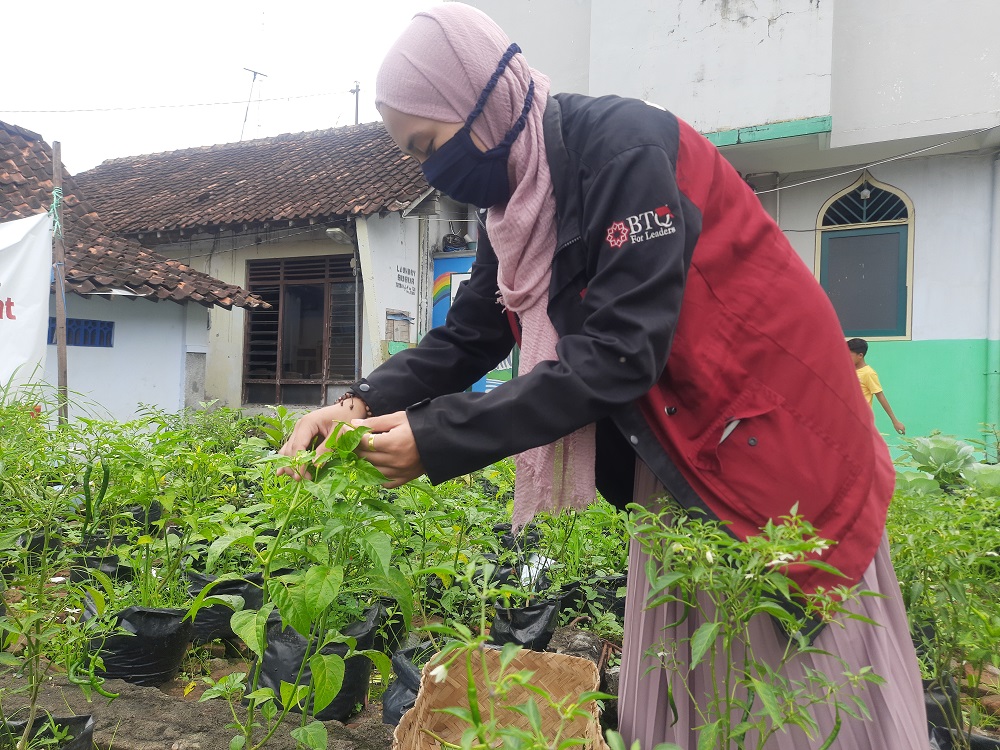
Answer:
[{"xmin": 815, "ymin": 172, "xmax": 914, "ymax": 339}]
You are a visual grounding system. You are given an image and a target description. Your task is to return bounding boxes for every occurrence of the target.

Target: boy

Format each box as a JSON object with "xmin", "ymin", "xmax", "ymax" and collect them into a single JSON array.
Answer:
[{"xmin": 848, "ymin": 337, "xmax": 906, "ymax": 435}]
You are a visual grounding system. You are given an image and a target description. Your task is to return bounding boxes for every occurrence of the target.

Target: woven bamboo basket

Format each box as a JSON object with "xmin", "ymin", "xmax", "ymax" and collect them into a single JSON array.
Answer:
[{"xmin": 392, "ymin": 646, "xmax": 610, "ymax": 750}]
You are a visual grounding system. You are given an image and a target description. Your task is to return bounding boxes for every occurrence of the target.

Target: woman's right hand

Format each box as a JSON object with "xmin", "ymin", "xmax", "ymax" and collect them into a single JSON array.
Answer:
[{"xmin": 276, "ymin": 398, "xmax": 370, "ymax": 479}]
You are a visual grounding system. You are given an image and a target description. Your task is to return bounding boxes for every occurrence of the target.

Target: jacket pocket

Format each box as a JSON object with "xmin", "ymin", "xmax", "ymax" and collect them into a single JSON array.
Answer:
[{"xmin": 694, "ymin": 379, "xmax": 857, "ymax": 531}]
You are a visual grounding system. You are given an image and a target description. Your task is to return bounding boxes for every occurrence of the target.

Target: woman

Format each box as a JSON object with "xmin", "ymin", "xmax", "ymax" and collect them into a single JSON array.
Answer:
[{"xmin": 279, "ymin": 4, "xmax": 926, "ymax": 747}]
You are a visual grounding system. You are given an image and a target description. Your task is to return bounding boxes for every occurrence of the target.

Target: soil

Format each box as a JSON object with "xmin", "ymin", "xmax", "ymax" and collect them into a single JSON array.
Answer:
[
  {"xmin": 0, "ymin": 626, "xmax": 619, "ymax": 750},
  {"xmin": 1, "ymin": 661, "xmax": 393, "ymax": 750}
]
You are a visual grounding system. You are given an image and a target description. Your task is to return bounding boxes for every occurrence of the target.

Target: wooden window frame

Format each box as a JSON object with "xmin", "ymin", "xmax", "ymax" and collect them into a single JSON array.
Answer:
[{"xmin": 242, "ymin": 255, "xmax": 361, "ymax": 406}]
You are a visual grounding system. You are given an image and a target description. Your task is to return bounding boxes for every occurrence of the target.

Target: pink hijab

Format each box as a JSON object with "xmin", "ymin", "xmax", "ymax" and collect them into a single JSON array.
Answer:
[{"xmin": 376, "ymin": 3, "xmax": 596, "ymax": 526}]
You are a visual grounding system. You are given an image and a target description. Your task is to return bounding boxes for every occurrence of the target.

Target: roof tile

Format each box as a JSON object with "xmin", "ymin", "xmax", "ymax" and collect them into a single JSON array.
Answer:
[
  {"xmin": 75, "ymin": 122, "xmax": 427, "ymax": 234},
  {"xmin": 0, "ymin": 120, "xmax": 266, "ymax": 310}
]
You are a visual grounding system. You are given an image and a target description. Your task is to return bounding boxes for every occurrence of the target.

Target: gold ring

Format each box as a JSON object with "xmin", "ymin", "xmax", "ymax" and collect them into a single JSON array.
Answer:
[{"xmin": 368, "ymin": 434, "xmax": 376, "ymax": 451}]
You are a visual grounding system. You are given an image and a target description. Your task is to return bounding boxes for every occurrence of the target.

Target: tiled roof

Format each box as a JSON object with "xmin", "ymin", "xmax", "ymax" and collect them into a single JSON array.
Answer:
[
  {"xmin": 0, "ymin": 121, "xmax": 266, "ymax": 309},
  {"xmin": 74, "ymin": 122, "xmax": 428, "ymax": 235}
]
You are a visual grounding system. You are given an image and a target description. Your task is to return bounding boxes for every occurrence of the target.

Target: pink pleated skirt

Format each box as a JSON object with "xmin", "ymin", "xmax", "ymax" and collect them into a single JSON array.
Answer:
[{"xmin": 618, "ymin": 461, "xmax": 928, "ymax": 749}]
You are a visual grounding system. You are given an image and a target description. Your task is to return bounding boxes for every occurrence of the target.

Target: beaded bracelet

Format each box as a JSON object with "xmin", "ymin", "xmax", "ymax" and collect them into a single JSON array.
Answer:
[{"xmin": 334, "ymin": 391, "xmax": 373, "ymax": 418}]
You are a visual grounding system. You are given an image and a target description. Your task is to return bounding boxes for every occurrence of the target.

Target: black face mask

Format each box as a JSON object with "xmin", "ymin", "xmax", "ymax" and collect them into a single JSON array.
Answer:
[{"xmin": 420, "ymin": 43, "xmax": 534, "ymax": 208}]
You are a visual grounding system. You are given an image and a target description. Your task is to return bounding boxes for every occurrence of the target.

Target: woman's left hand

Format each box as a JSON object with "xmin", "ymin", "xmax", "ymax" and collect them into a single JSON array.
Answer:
[{"xmin": 353, "ymin": 411, "xmax": 426, "ymax": 488}]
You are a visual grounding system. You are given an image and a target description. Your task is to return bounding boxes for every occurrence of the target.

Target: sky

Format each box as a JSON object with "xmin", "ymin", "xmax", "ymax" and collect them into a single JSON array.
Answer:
[{"xmin": 3, "ymin": 0, "xmax": 441, "ymax": 175}]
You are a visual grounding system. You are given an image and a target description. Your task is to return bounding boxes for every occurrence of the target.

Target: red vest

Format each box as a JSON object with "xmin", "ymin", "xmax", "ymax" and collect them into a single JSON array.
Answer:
[{"xmin": 639, "ymin": 123, "xmax": 895, "ymax": 595}]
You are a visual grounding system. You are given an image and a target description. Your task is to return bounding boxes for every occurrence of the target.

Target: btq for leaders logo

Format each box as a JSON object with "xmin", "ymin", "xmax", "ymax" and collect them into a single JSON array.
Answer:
[{"xmin": 605, "ymin": 204, "xmax": 676, "ymax": 249}]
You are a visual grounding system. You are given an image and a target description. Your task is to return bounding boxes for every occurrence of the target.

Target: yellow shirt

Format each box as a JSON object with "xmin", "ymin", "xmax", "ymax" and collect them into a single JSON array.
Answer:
[{"xmin": 856, "ymin": 364, "xmax": 882, "ymax": 405}]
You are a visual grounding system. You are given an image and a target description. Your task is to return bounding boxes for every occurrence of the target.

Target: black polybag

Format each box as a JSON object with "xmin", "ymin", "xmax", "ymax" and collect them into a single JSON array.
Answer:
[
  {"xmin": 493, "ymin": 522, "xmax": 541, "ymax": 553},
  {"xmin": 924, "ymin": 676, "xmax": 962, "ymax": 730},
  {"xmin": 256, "ymin": 604, "xmax": 383, "ymax": 722},
  {"xmin": 186, "ymin": 571, "xmax": 264, "ymax": 643},
  {"xmin": 381, "ymin": 641, "xmax": 437, "ymax": 726},
  {"xmin": 490, "ymin": 598, "xmax": 560, "ymax": 651},
  {"xmin": 85, "ymin": 598, "xmax": 193, "ymax": 686},
  {"xmin": 372, "ymin": 597, "xmax": 406, "ymax": 656},
  {"xmin": 930, "ymin": 726, "xmax": 1000, "ymax": 749},
  {"xmin": 593, "ymin": 574, "xmax": 628, "ymax": 620},
  {"xmin": 70, "ymin": 554, "xmax": 132, "ymax": 583},
  {"xmin": 0, "ymin": 714, "xmax": 95, "ymax": 750}
]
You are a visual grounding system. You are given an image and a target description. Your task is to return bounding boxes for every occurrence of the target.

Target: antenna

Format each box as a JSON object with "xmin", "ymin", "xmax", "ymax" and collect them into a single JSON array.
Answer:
[
  {"xmin": 350, "ymin": 81, "xmax": 360, "ymax": 125},
  {"xmin": 241, "ymin": 68, "xmax": 268, "ymax": 141}
]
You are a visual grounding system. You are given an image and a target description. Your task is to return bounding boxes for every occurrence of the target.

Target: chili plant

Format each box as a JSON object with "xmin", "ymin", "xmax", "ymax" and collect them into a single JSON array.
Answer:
[
  {"xmin": 628, "ymin": 502, "xmax": 883, "ymax": 750},
  {"xmin": 199, "ymin": 425, "xmax": 403, "ymax": 750},
  {"xmin": 888, "ymin": 467, "xmax": 1000, "ymax": 749}
]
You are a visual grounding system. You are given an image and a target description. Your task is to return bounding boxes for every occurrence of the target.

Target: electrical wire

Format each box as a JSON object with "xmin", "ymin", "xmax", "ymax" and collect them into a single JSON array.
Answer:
[
  {"xmin": 0, "ymin": 91, "xmax": 344, "ymax": 115},
  {"xmin": 752, "ymin": 121, "xmax": 1000, "ymax": 196}
]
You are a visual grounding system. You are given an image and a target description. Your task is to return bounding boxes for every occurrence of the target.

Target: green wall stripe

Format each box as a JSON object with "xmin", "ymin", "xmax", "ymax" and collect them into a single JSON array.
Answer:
[
  {"xmin": 704, "ymin": 116, "xmax": 833, "ymax": 147},
  {"xmin": 859, "ymin": 338, "xmax": 992, "ymax": 451}
]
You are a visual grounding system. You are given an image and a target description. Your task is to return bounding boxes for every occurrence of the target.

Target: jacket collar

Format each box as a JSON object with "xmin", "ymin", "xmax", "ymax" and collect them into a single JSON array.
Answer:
[{"xmin": 542, "ymin": 94, "xmax": 584, "ymax": 251}]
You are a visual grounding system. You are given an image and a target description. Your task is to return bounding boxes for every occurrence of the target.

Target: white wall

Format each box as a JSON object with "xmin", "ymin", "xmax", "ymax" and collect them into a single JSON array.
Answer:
[
  {"xmin": 468, "ymin": 0, "xmax": 833, "ymax": 132},
  {"xmin": 777, "ymin": 153, "xmax": 995, "ymax": 341},
  {"xmin": 589, "ymin": 0, "xmax": 833, "ymax": 132},
  {"xmin": 463, "ymin": 0, "xmax": 593, "ymax": 95},
  {"xmin": 357, "ymin": 212, "xmax": 421, "ymax": 372},
  {"xmin": 44, "ymin": 294, "xmax": 187, "ymax": 419},
  {"xmin": 831, "ymin": 0, "xmax": 1000, "ymax": 148}
]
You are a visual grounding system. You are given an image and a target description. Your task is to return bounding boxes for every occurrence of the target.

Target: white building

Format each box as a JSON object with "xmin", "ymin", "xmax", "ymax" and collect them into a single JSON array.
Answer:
[
  {"xmin": 1, "ymin": 120, "xmax": 264, "ymax": 420},
  {"xmin": 77, "ymin": 124, "xmax": 469, "ymax": 410}
]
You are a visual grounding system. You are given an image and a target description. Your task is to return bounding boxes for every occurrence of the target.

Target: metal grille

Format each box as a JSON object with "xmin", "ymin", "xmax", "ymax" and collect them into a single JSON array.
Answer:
[
  {"xmin": 47, "ymin": 318, "xmax": 114, "ymax": 347},
  {"xmin": 244, "ymin": 256, "xmax": 359, "ymax": 405},
  {"xmin": 822, "ymin": 182, "xmax": 908, "ymax": 226}
]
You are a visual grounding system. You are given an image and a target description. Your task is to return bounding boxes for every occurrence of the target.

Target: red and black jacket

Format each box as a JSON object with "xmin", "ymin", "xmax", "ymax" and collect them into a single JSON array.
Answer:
[{"xmin": 350, "ymin": 93, "xmax": 894, "ymax": 595}]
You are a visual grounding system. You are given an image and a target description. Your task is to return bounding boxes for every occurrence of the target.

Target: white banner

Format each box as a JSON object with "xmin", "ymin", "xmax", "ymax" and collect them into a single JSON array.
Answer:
[{"xmin": 0, "ymin": 213, "xmax": 53, "ymax": 390}]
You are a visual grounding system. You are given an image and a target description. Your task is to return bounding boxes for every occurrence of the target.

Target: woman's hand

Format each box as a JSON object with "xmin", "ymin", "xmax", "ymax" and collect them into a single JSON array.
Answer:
[
  {"xmin": 353, "ymin": 411, "xmax": 425, "ymax": 488},
  {"xmin": 277, "ymin": 399, "xmax": 369, "ymax": 479}
]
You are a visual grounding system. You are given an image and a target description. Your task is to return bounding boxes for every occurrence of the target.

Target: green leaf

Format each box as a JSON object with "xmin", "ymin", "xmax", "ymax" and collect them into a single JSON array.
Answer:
[
  {"xmin": 360, "ymin": 649, "xmax": 393, "ymax": 683},
  {"xmin": 279, "ymin": 680, "xmax": 307, "ymax": 711},
  {"xmin": 359, "ymin": 531, "xmax": 393, "ymax": 576},
  {"xmin": 335, "ymin": 424, "xmax": 364, "ymax": 452},
  {"xmin": 290, "ymin": 721, "xmax": 328, "ymax": 750},
  {"xmin": 750, "ymin": 677, "xmax": 783, "ymax": 725},
  {"xmin": 308, "ymin": 653, "xmax": 346, "ymax": 713},
  {"xmin": 231, "ymin": 603, "xmax": 273, "ymax": 659},
  {"xmin": 230, "ymin": 736, "xmax": 246, "ymax": 750},
  {"xmin": 303, "ymin": 564, "xmax": 343, "ymax": 616},
  {"xmin": 697, "ymin": 720, "xmax": 720, "ymax": 750},
  {"xmin": 690, "ymin": 621, "xmax": 721, "ymax": 669},
  {"xmin": 206, "ymin": 526, "xmax": 254, "ymax": 572}
]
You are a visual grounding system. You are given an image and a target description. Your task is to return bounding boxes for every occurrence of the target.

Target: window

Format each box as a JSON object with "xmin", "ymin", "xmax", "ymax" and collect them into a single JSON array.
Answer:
[
  {"xmin": 816, "ymin": 173, "xmax": 913, "ymax": 339},
  {"xmin": 243, "ymin": 255, "xmax": 360, "ymax": 406},
  {"xmin": 47, "ymin": 318, "xmax": 114, "ymax": 347}
]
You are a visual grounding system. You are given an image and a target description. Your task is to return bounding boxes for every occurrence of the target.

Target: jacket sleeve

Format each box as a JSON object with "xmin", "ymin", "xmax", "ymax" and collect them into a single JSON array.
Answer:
[
  {"xmin": 347, "ymin": 229, "xmax": 515, "ymax": 416},
  {"xmin": 408, "ymin": 143, "xmax": 693, "ymax": 482}
]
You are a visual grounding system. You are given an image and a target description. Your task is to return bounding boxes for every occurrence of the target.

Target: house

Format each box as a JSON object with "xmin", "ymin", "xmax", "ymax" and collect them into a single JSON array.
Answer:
[
  {"xmin": 467, "ymin": 0, "xmax": 1000, "ymax": 445},
  {"xmin": 0, "ymin": 120, "xmax": 266, "ymax": 419},
  {"xmin": 76, "ymin": 123, "xmax": 480, "ymax": 410}
]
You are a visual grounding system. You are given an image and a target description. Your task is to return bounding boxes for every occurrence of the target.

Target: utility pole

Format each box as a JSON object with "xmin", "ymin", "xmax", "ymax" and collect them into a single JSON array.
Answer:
[
  {"xmin": 241, "ymin": 68, "xmax": 268, "ymax": 141},
  {"xmin": 51, "ymin": 142, "xmax": 69, "ymax": 424},
  {"xmin": 350, "ymin": 81, "xmax": 360, "ymax": 125}
]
